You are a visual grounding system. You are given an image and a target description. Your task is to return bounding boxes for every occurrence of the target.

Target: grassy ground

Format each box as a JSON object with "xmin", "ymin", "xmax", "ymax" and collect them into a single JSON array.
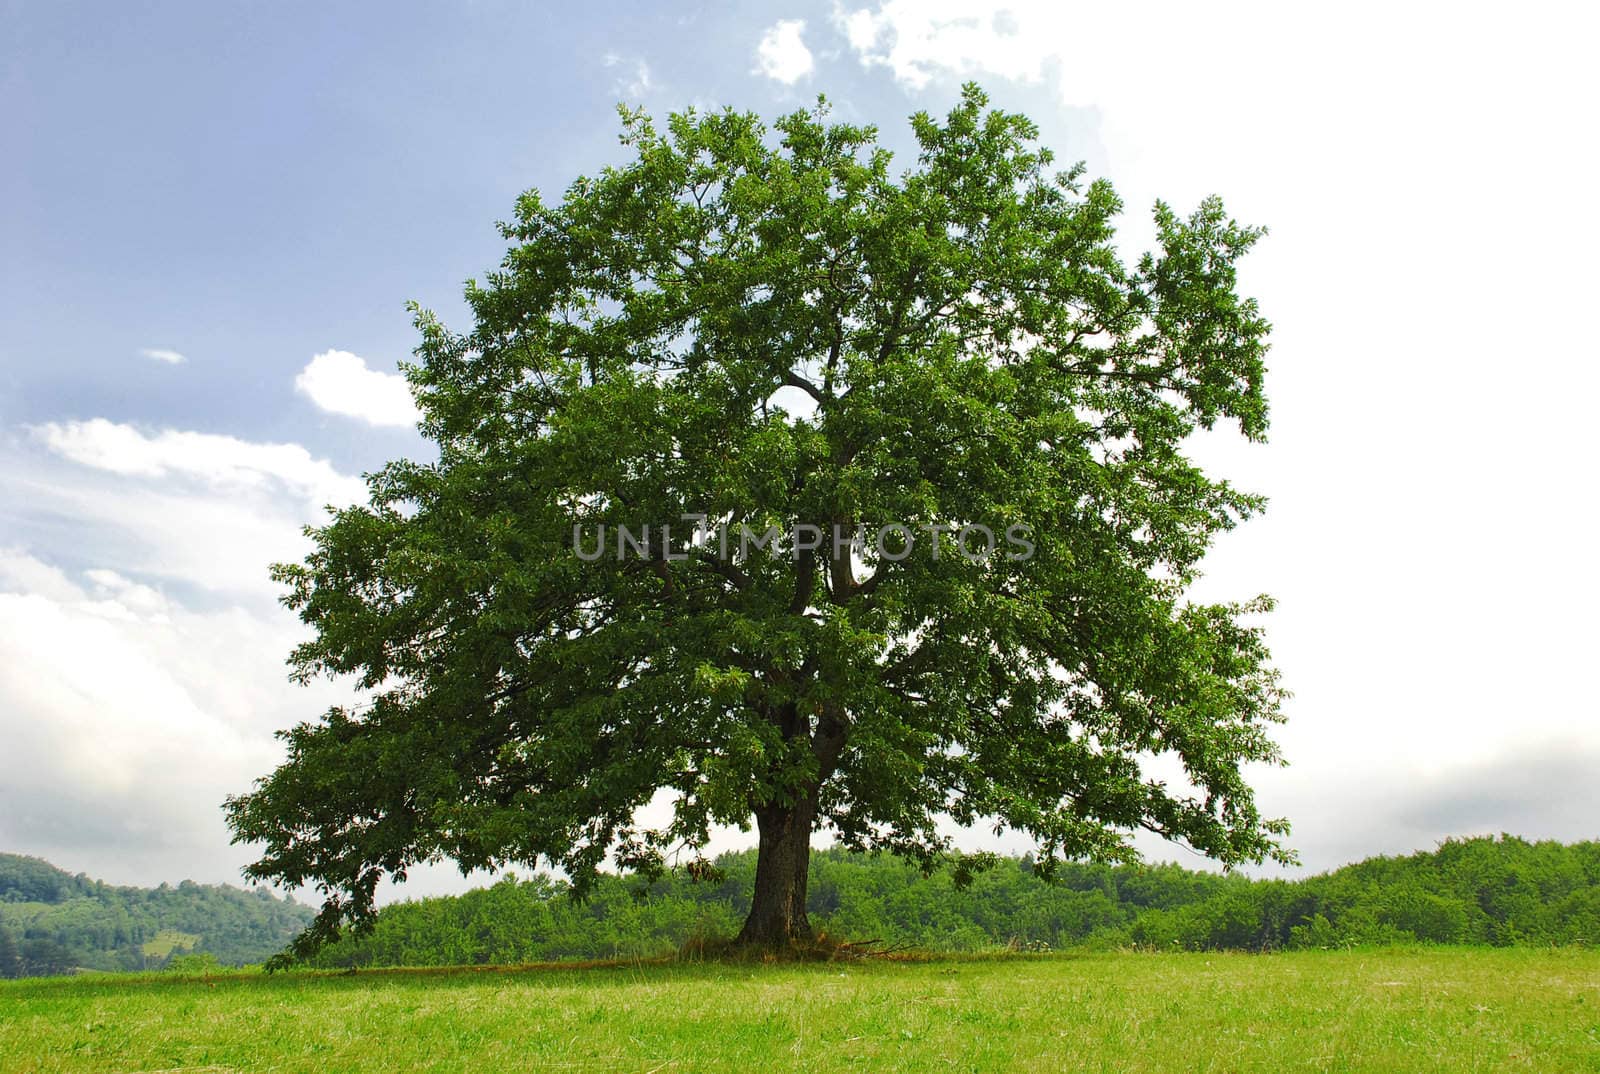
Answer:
[
  {"xmin": 139, "ymin": 929, "xmax": 202, "ymax": 959},
  {"xmin": 2, "ymin": 948, "xmax": 1597, "ymax": 1072}
]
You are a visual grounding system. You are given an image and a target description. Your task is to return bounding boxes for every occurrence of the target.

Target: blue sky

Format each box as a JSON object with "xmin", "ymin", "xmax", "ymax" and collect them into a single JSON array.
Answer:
[{"xmin": 3, "ymin": 1, "xmax": 1598, "ymax": 894}]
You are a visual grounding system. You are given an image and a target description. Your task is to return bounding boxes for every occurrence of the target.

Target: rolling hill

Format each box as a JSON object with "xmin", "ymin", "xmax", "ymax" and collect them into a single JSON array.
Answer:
[{"xmin": 0, "ymin": 853, "xmax": 313, "ymax": 976}]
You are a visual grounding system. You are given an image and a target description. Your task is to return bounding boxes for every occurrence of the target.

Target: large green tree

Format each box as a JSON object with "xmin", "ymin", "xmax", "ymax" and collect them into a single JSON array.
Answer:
[{"xmin": 227, "ymin": 85, "xmax": 1290, "ymax": 956}]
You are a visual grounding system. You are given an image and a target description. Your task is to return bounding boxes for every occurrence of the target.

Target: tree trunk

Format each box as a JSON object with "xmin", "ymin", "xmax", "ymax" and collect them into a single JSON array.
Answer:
[{"xmin": 736, "ymin": 796, "xmax": 815, "ymax": 947}]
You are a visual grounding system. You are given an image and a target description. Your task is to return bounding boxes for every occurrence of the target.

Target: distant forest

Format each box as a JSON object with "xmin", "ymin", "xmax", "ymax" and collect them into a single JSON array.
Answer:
[
  {"xmin": 306, "ymin": 835, "xmax": 1600, "ymax": 969},
  {"xmin": 5, "ymin": 835, "xmax": 1599, "ymax": 978},
  {"xmin": 0, "ymin": 854, "xmax": 312, "ymax": 977}
]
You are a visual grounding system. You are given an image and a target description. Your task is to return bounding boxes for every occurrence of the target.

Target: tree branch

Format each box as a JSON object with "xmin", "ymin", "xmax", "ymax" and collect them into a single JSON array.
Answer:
[{"xmin": 783, "ymin": 371, "xmax": 826, "ymax": 404}]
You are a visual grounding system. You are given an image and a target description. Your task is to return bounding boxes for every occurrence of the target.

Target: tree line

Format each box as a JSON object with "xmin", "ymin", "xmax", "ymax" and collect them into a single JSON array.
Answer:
[
  {"xmin": 303, "ymin": 835, "xmax": 1600, "ymax": 969},
  {"xmin": 7, "ymin": 835, "xmax": 1596, "ymax": 978}
]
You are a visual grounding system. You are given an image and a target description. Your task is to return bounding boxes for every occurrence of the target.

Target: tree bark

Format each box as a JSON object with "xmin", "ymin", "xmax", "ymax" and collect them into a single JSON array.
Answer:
[{"xmin": 736, "ymin": 796, "xmax": 816, "ymax": 947}]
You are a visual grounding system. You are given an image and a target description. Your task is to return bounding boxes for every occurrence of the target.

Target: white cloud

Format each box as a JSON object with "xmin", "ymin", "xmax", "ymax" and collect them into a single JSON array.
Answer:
[
  {"xmin": 139, "ymin": 347, "xmax": 186, "ymax": 365},
  {"xmin": 0, "ymin": 550, "xmax": 343, "ymax": 887},
  {"xmin": 84, "ymin": 567, "xmax": 171, "ymax": 620},
  {"xmin": 0, "ymin": 418, "xmax": 374, "ymax": 887},
  {"xmin": 294, "ymin": 349, "xmax": 422, "ymax": 428},
  {"xmin": 0, "ymin": 548, "xmax": 84, "ymax": 603},
  {"xmin": 602, "ymin": 51, "xmax": 654, "ymax": 99},
  {"xmin": 756, "ymin": 19, "xmax": 815, "ymax": 84},
  {"xmin": 3, "ymin": 418, "xmax": 529, "ymax": 899},
  {"xmin": 7, "ymin": 470, "xmax": 320, "ymax": 601},
  {"xmin": 6, "ymin": 420, "xmax": 367, "ymax": 604},
  {"xmin": 30, "ymin": 418, "xmax": 367, "ymax": 509},
  {"xmin": 831, "ymin": 2, "xmax": 1072, "ymax": 91}
]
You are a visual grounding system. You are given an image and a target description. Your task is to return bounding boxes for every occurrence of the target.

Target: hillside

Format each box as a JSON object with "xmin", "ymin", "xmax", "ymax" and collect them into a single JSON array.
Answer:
[{"xmin": 0, "ymin": 853, "xmax": 313, "ymax": 976}]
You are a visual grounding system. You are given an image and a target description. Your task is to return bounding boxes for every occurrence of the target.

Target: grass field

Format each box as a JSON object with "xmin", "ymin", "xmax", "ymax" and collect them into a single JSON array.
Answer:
[
  {"xmin": 138, "ymin": 929, "xmax": 202, "ymax": 959},
  {"xmin": 3, "ymin": 948, "xmax": 1598, "ymax": 1072}
]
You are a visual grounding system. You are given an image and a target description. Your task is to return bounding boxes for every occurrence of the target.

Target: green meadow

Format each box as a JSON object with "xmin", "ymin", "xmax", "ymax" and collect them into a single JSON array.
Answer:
[
  {"xmin": 137, "ymin": 930, "xmax": 202, "ymax": 960},
  {"xmin": 4, "ymin": 948, "xmax": 1598, "ymax": 1073}
]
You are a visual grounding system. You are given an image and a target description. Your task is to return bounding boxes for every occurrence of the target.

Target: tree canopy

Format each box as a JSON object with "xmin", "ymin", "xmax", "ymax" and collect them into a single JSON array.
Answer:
[{"xmin": 227, "ymin": 84, "xmax": 1289, "ymax": 957}]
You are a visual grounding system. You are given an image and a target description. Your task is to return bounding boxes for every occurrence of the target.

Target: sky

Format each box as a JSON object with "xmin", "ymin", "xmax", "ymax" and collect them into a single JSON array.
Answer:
[{"xmin": 2, "ymin": 0, "xmax": 1598, "ymax": 898}]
